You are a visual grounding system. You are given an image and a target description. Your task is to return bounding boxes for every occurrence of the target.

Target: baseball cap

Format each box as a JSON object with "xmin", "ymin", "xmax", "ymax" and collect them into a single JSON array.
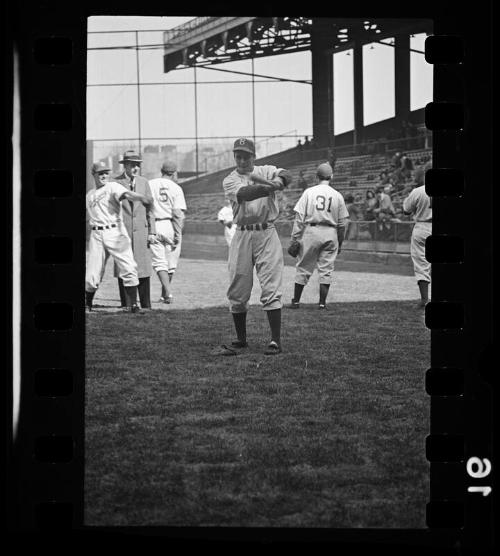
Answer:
[
  {"xmin": 161, "ymin": 161, "xmax": 177, "ymax": 174},
  {"xmin": 233, "ymin": 138, "xmax": 255, "ymax": 155},
  {"xmin": 316, "ymin": 162, "xmax": 333, "ymax": 180},
  {"xmin": 91, "ymin": 161, "xmax": 111, "ymax": 174}
]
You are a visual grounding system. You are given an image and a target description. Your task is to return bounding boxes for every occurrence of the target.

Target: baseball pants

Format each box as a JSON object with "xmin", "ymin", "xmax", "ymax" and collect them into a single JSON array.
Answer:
[
  {"xmin": 295, "ymin": 226, "xmax": 339, "ymax": 286},
  {"xmin": 85, "ymin": 226, "xmax": 139, "ymax": 292},
  {"xmin": 410, "ymin": 221, "xmax": 432, "ymax": 282},
  {"xmin": 166, "ymin": 235, "xmax": 182, "ymax": 273},
  {"xmin": 149, "ymin": 219, "xmax": 174, "ymax": 273},
  {"xmin": 227, "ymin": 226, "xmax": 283, "ymax": 313}
]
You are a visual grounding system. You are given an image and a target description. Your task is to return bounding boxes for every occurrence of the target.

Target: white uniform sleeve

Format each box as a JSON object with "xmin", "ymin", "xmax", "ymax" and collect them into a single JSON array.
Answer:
[
  {"xmin": 174, "ymin": 186, "xmax": 187, "ymax": 210},
  {"xmin": 293, "ymin": 190, "xmax": 308, "ymax": 217},
  {"xmin": 223, "ymin": 172, "xmax": 244, "ymax": 202},
  {"xmin": 403, "ymin": 190, "xmax": 416, "ymax": 214},
  {"xmin": 110, "ymin": 182, "xmax": 129, "ymax": 202}
]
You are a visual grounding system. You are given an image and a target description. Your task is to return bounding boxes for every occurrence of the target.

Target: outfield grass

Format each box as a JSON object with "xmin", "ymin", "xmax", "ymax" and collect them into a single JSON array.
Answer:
[{"xmin": 85, "ymin": 301, "xmax": 429, "ymax": 528}]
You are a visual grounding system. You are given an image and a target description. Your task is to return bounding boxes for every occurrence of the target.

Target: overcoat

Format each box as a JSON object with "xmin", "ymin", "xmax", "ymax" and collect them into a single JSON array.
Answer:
[{"xmin": 113, "ymin": 172, "xmax": 156, "ymax": 278}]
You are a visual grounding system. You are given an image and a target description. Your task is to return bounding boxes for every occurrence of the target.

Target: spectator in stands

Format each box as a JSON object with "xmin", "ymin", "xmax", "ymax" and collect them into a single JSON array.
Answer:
[
  {"xmin": 364, "ymin": 189, "xmax": 378, "ymax": 221},
  {"xmin": 297, "ymin": 139, "xmax": 303, "ymax": 149},
  {"xmin": 384, "ymin": 183, "xmax": 395, "ymax": 197},
  {"xmin": 392, "ymin": 151, "xmax": 403, "ymax": 169},
  {"xmin": 327, "ymin": 147, "xmax": 337, "ymax": 171},
  {"xmin": 374, "ymin": 185, "xmax": 396, "ymax": 239},
  {"xmin": 304, "ymin": 136, "xmax": 311, "ymax": 149},
  {"xmin": 344, "ymin": 193, "xmax": 362, "ymax": 240},
  {"xmin": 379, "ymin": 170, "xmax": 390, "ymax": 186},
  {"xmin": 400, "ymin": 152, "xmax": 414, "ymax": 180},
  {"xmin": 297, "ymin": 170, "xmax": 308, "ymax": 191}
]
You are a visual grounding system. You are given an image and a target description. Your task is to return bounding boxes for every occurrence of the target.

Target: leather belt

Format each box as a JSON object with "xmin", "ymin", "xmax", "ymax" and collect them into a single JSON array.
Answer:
[
  {"xmin": 92, "ymin": 224, "xmax": 117, "ymax": 230},
  {"xmin": 239, "ymin": 223, "xmax": 268, "ymax": 231},
  {"xmin": 309, "ymin": 222, "xmax": 336, "ymax": 228},
  {"xmin": 155, "ymin": 217, "xmax": 172, "ymax": 221}
]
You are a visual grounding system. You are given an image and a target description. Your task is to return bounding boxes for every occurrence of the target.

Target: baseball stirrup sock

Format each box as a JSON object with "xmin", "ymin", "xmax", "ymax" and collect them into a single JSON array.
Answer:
[
  {"xmin": 232, "ymin": 312, "xmax": 247, "ymax": 343},
  {"xmin": 85, "ymin": 291, "xmax": 95, "ymax": 307},
  {"xmin": 319, "ymin": 284, "xmax": 330, "ymax": 306},
  {"xmin": 124, "ymin": 285, "xmax": 138, "ymax": 306},
  {"xmin": 266, "ymin": 309, "xmax": 281, "ymax": 345},
  {"xmin": 293, "ymin": 283, "xmax": 305, "ymax": 303}
]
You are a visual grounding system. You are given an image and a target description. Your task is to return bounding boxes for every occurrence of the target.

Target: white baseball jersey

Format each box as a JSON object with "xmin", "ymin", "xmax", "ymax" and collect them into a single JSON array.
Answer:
[
  {"xmin": 148, "ymin": 177, "xmax": 187, "ymax": 219},
  {"xmin": 293, "ymin": 183, "xmax": 349, "ymax": 226},
  {"xmin": 223, "ymin": 165, "xmax": 284, "ymax": 226},
  {"xmin": 85, "ymin": 182, "xmax": 138, "ymax": 292},
  {"xmin": 86, "ymin": 182, "xmax": 129, "ymax": 227},
  {"xmin": 403, "ymin": 185, "xmax": 432, "ymax": 222}
]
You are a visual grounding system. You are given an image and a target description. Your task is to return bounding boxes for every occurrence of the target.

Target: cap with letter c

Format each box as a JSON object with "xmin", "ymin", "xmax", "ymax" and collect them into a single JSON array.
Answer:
[
  {"xmin": 233, "ymin": 137, "xmax": 255, "ymax": 155},
  {"xmin": 91, "ymin": 161, "xmax": 111, "ymax": 174}
]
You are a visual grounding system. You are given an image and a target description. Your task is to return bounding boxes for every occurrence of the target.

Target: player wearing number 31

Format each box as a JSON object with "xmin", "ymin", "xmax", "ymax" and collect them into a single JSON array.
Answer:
[{"xmin": 286, "ymin": 162, "xmax": 349, "ymax": 310}]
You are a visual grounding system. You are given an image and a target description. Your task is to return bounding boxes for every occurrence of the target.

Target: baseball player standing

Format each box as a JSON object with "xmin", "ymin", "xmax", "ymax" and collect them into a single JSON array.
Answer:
[
  {"xmin": 221, "ymin": 138, "xmax": 292, "ymax": 355},
  {"xmin": 113, "ymin": 150, "xmax": 157, "ymax": 310},
  {"xmin": 403, "ymin": 172, "xmax": 432, "ymax": 308},
  {"xmin": 85, "ymin": 161, "xmax": 153, "ymax": 313},
  {"xmin": 286, "ymin": 163, "xmax": 349, "ymax": 310},
  {"xmin": 217, "ymin": 199, "xmax": 236, "ymax": 247},
  {"xmin": 160, "ymin": 162, "xmax": 187, "ymax": 299},
  {"xmin": 148, "ymin": 161, "xmax": 186, "ymax": 303}
]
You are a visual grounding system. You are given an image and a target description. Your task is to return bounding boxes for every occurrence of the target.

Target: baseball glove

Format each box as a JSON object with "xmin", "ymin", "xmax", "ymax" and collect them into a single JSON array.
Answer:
[{"xmin": 287, "ymin": 240, "xmax": 301, "ymax": 258}]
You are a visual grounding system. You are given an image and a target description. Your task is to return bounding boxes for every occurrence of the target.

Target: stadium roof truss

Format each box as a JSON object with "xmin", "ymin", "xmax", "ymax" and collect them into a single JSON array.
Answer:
[{"xmin": 163, "ymin": 16, "xmax": 432, "ymax": 72}]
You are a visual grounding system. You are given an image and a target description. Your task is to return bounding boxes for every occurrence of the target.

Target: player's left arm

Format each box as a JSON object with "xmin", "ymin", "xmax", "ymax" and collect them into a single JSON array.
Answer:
[{"xmin": 144, "ymin": 182, "xmax": 157, "ymax": 237}]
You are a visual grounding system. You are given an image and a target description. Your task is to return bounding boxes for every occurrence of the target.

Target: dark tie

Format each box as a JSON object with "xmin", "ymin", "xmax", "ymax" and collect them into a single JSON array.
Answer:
[{"xmin": 129, "ymin": 179, "xmax": 135, "ymax": 211}]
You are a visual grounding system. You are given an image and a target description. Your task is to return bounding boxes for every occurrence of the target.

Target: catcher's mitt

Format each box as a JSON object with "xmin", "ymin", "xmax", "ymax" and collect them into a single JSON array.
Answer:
[{"xmin": 287, "ymin": 240, "xmax": 301, "ymax": 258}]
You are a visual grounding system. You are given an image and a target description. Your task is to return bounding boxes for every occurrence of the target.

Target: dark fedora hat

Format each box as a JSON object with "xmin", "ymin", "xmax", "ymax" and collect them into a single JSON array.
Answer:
[{"xmin": 119, "ymin": 150, "xmax": 143, "ymax": 164}]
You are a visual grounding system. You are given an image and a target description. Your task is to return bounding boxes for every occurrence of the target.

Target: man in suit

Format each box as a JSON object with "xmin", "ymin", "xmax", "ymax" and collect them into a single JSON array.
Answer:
[{"xmin": 113, "ymin": 150, "xmax": 157, "ymax": 309}]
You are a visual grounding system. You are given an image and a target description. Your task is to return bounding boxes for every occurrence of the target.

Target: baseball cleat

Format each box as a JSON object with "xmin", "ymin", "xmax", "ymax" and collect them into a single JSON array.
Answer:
[
  {"xmin": 286, "ymin": 300, "xmax": 300, "ymax": 309},
  {"xmin": 264, "ymin": 341, "xmax": 282, "ymax": 355},
  {"xmin": 165, "ymin": 295, "xmax": 173, "ymax": 304},
  {"xmin": 231, "ymin": 340, "xmax": 248, "ymax": 349},
  {"xmin": 212, "ymin": 344, "xmax": 238, "ymax": 356},
  {"xmin": 318, "ymin": 304, "xmax": 327, "ymax": 310},
  {"xmin": 123, "ymin": 304, "xmax": 143, "ymax": 314}
]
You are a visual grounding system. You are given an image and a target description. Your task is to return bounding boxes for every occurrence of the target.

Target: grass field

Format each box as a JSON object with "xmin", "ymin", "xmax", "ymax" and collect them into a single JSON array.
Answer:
[{"xmin": 85, "ymin": 299, "xmax": 429, "ymax": 528}]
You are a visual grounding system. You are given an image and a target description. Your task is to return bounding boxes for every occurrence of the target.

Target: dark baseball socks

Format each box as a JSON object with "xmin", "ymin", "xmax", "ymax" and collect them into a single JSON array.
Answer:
[
  {"xmin": 292, "ymin": 283, "xmax": 305, "ymax": 303},
  {"xmin": 266, "ymin": 308, "xmax": 281, "ymax": 347},
  {"xmin": 417, "ymin": 280, "xmax": 429, "ymax": 305},
  {"xmin": 124, "ymin": 285, "xmax": 139, "ymax": 307},
  {"xmin": 232, "ymin": 309, "xmax": 281, "ymax": 349},
  {"xmin": 232, "ymin": 312, "xmax": 247, "ymax": 345},
  {"xmin": 85, "ymin": 290, "xmax": 95, "ymax": 309},
  {"xmin": 319, "ymin": 283, "xmax": 330, "ymax": 306}
]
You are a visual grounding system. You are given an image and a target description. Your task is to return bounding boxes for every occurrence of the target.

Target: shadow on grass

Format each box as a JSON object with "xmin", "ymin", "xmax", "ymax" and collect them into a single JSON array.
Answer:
[{"xmin": 85, "ymin": 300, "xmax": 429, "ymax": 528}]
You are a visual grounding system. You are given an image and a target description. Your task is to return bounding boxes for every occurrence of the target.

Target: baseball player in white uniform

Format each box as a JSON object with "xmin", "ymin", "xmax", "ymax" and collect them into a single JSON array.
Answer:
[
  {"xmin": 85, "ymin": 161, "xmax": 153, "ymax": 313},
  {"xmin": 221, "ymin": 138, "xmax": 292, "ymax": 356},
  {"xmin": 160, "ymin": 162, "xmax": 187, "ymax": 295},
  {"xmin": 403, "ymin": 174, "xmax": 432, "ymax": 308},
  {"xmin": 148, "ymin": 161, "xmax": 186, "ymax": 304},
  {"xmin": 217, "ymin": 199, "xmax": 236, "ymax": 247},
  {"xmin": 287, "ymin": 162, "xmax": 349, "ymax": 310}
]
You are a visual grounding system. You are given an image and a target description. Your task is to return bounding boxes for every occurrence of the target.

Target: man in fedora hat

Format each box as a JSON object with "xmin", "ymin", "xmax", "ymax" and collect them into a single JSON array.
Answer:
[{"xmin": 114, "ymin": 150, "xmax": 157, "ymax": 309}]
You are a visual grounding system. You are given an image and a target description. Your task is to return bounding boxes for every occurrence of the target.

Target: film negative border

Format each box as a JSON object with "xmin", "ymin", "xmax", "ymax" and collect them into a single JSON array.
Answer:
[
  {"xmin": 424, "ymin": 15, "xmax": 494, "ymax": 553},
  {"xmin": 11, "ymin": 4, "xmax": 86, "ymax": 531},
  {"xmin": 9, "ymin": 1, "xmax": 494, "ymax": 551}
]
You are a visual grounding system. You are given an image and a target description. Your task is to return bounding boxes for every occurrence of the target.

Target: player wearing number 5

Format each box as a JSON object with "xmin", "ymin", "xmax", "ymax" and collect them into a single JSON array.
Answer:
[
  {"xmin": 148, "ymin": 161, "xmax": 186, "ymax": 304},
  {"xmin": 286, "ymin": 163, "xmax": 349, "ymax": 310}
]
